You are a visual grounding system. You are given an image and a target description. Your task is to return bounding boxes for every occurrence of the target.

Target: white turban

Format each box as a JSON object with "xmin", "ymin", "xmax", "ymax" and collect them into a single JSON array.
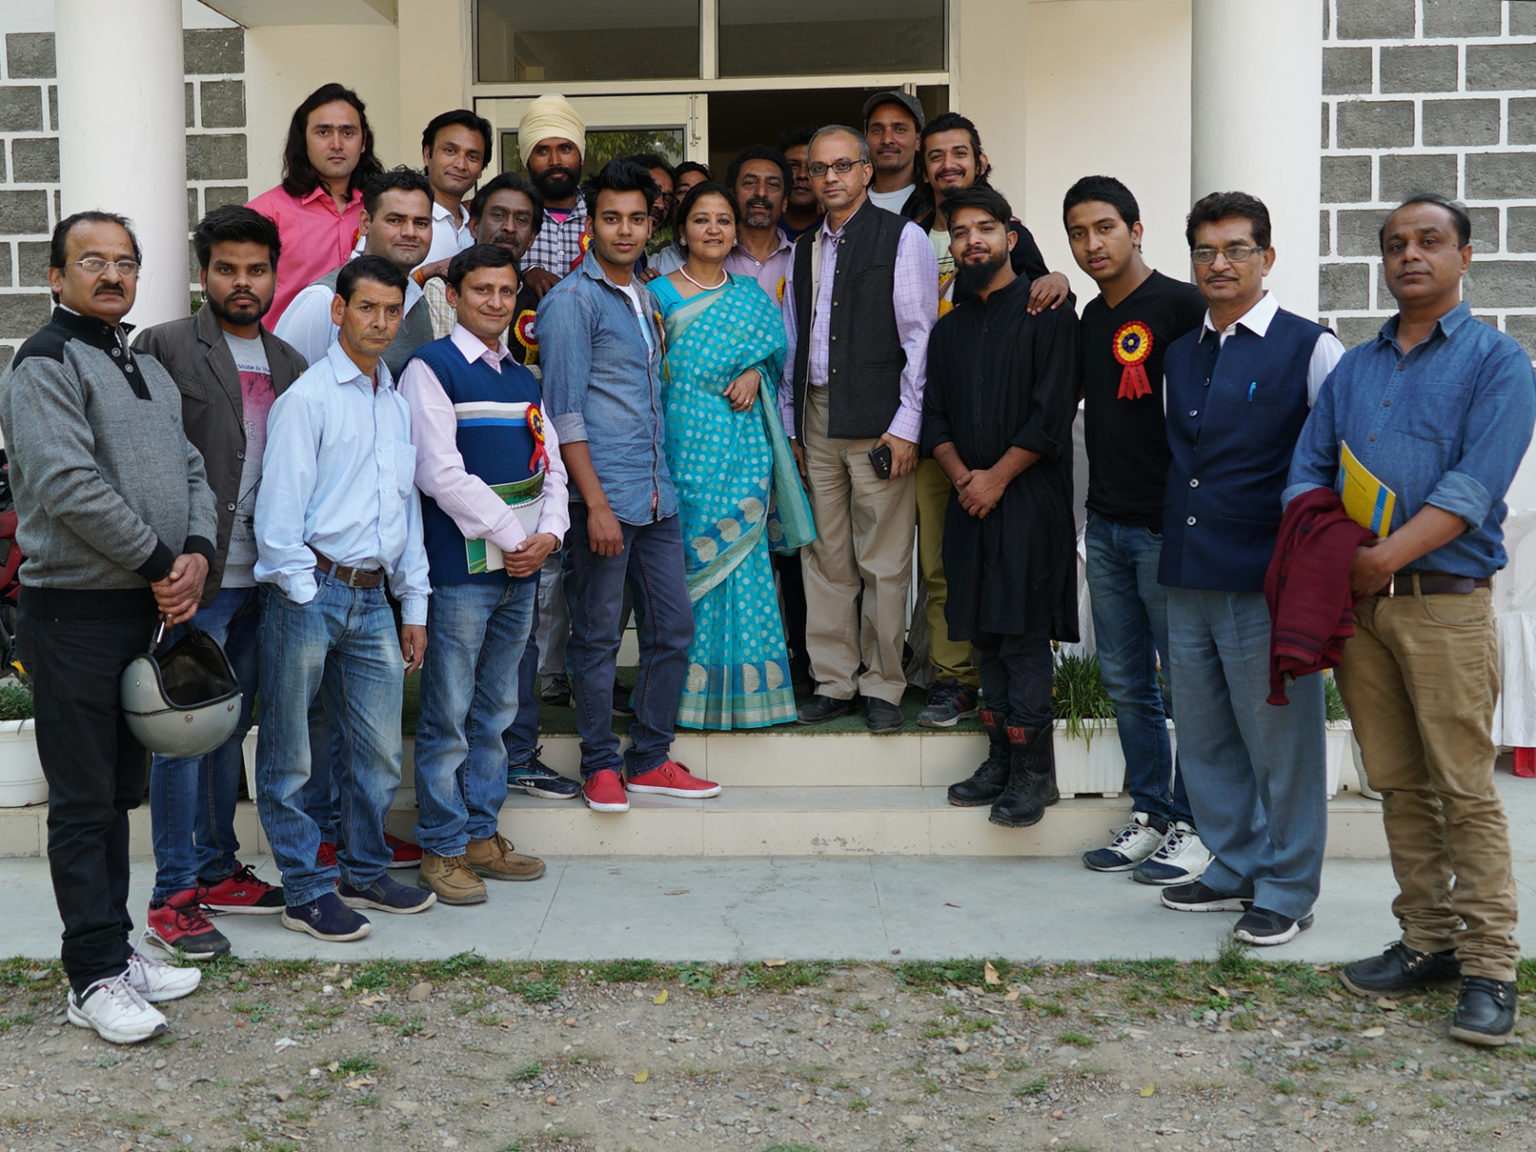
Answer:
[{"xmin": 517, "ymin": 94, "xmax": 586, "ymax": 166}]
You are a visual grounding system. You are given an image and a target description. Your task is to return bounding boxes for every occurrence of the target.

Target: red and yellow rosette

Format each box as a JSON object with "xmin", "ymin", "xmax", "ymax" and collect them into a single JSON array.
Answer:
[
  {"xmin": 571, "ymin": 226, "xmax": 593, "ymax": 271},
  {"xmin": 527, "ymin": 403, "xmax": 547, "ymax": 473},
  {"xmin": 1112, "ymin": 320, "xmax": 1154, "ymax": 400},
  {"xmin": 513, "ymin": 309, "xmax": 538, "ymax": 363}
]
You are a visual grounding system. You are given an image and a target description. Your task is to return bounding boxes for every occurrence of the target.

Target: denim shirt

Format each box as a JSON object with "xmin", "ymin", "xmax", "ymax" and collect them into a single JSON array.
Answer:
[
  {"xmin": 1285, "ymin": 301, "xmax": 1536, "ymax": 577},
  {"xmin": 537, "ymin": 250, "xmax": 676, "ymax": 525}
]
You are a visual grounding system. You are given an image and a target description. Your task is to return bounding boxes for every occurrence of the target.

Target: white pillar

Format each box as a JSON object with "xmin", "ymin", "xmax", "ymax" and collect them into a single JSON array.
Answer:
[
  {"xmin": 1192, "ymin": 0, "xmax": 1322, "ymax": 319},
  {"xmin": 56, "ymin": 0, "xmax": 188, "ymax": 328}
]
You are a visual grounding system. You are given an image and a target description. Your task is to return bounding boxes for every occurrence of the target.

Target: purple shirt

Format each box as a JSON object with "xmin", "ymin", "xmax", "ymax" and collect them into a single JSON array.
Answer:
[
  {"xmin": 725, "ymin": 229, "xmax": 794, "ymax": 304},
  {"xmin": 779, "ymin": 204, "xmax": 938, "ymax": 442}
]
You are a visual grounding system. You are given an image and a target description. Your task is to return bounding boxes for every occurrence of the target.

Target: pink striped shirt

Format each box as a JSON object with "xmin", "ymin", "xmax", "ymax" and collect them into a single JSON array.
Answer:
[{"xmin": 247, "ymin": 184, "xmax": 366, "ymax": 329}]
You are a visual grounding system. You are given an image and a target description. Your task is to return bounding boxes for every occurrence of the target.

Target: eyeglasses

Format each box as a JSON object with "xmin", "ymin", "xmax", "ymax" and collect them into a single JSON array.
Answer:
[
  {"xmin": 71, "ymin": 257, "xmax": 141, "ymax": 277},
  {"xmin": 807, "ymin": 158, "xmax": 868, "ymax": 178},
  {"xmin": 1190, "ymin": 245, "xmax": 1264, "ymax": 266}
]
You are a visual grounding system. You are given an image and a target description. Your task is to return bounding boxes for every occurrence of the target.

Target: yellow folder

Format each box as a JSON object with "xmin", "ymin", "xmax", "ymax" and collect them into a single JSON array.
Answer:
[{"xmin": 1339, "ymin": 440, "xmax": 1397, "ymax": 539}]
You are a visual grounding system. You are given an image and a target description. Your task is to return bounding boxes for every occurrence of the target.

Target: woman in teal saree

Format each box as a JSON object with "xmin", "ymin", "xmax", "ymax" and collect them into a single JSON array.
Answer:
[{"xmin": 654, "ymin": 182, "xmax": 814, "ymax": 730}]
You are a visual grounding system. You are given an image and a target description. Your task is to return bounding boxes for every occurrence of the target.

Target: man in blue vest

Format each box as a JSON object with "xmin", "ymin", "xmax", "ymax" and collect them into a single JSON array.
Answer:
[
  {"xmin": 400, "ymin": 244, "xmax": 570, "ymax": 905},
  {"xmin": 1155, "ymin": 192, "xmax": 1344, "ymax": 947}
]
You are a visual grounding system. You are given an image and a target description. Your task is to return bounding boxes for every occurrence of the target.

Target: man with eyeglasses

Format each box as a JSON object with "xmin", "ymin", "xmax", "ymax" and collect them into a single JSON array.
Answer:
[
  {"xmin": 1154, "ymin": 191, "xmax": 1344, "ymax": 948},
  {"xmin": 781, "ymin": 125, "xmax": 938, "ymax": 733},
  {"xmin": 0, "ymin": 211, "xmax": 216, "ymax": 1043}
]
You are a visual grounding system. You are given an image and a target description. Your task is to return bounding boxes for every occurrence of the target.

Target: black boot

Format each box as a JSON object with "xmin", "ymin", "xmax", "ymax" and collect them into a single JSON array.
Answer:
[
  {"xmin": 947, "ymin": 709, "xmax": 1010, "ymax": 807},
  {"xmin": 988, "ymin": 724, "xmax": 1055, "ymax": 828},
  {"xmin": 1036, "ymin": 721, "xmax": 1061, "ymax": 808},
  {"xmin": 1450, "ymin": 977, "xmax": 1519, "ymax": 1047}
]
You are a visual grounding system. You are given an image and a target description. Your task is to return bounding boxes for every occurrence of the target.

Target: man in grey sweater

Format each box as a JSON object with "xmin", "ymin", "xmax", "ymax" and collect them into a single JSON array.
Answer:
[{"xmin": 0, "ymin": 211, "xmax": 217, "ymax": 1045}]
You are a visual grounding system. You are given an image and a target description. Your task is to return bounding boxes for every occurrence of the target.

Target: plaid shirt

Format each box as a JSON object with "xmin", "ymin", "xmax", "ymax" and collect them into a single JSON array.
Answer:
[{"xmin": 523, "ymin": 198, "xmax": 589, "ymax": 278}]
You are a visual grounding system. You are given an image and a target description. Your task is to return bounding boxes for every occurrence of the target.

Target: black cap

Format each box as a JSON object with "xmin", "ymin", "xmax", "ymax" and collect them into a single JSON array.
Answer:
[{"xmin": 861, "ymin": 90, "xmax": 925, "ymax": 131}]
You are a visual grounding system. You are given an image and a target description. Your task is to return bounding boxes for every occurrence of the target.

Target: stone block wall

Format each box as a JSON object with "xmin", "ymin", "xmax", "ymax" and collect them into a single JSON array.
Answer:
[
  {"xmin": 1322, "ymin": 0, "xmax": 1536, "ymax": 352},
  {"xmin": 0, "ymin": 28, "xmax": 246, "ymax": 371}
]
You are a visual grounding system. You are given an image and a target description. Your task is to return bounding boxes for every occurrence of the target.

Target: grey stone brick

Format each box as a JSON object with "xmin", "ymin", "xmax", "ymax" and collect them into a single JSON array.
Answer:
[
  {"xmin": 1320, "ymin": 209, "xmax": 1331, "ymax": 257},
  {"xmin": 1515, "ymin": 4, "xmax": 1536, "ymax": 35},
  {"xmin": 1505, "ymin": 315, "xmax": 1536, "ymax": 358},
  {"xmin": 1338, "ymin": 208, "xmax": 1388, "ymax": 257},
  {"xmin": 1336, "ymin": 100, "xmax": 1414, "ymax": 149},
  {"xmin": 1466, "ymin": 44, "xmax": 1536, "ymax": 92},
  {"xmin": 6, "ymin": 32, "xmax": 55, "ymax": 79},
  {"xmin": 200, "ymin": 80, "xmax": 245, "ymax": 129},
  {"xmin": 188, "ymin": 189, "xmax": 199, "ymax": 231},
  {"xmin": 1335, "ymin": 0, "xmax": 1415, "ymax": 39},
  {"xmin": 203, "ymin": 185, "xmax": 250, "ymax": 212},
  {"xmin": 1379, "ymin": 153, "xmax": 1457, "ymax": 203},
  {"xmin": 183, "ymin": 29, "xmax": 243, "ymax": 75},
  {"xmin": 1470, "ymin": 207, "xmax": 1500, "ymax": 251},
  {"xmin": 185, "ymin": 82, "xmax": 195, "ymax": 129},
  {"xmin": 1380, "ymin": 45, "xmax": 1457, "ymax": 93},
  {"xmin": 16, "ymin": 241, "xmax": 47, "ymax": 288},
  {"xmin": 1324, "ymin": 47, "xmax": 1372, "ymax": 95},
  {"xmin": 186, "ymin": 134, "xmax": 247, "ymax": 182},
  {"xmin": 0, "ymin": 86, "xmax": 43, "ymax": 133},
  {"xmin": 1321, "ymin": 102, "xmax": 1330, "ymax": 149},
  {"xmin": 1321, "ymin": 155, "xmax": 1372, "ymax": 203},
  {"xmin": 1466, "ymin": 152, "xmax": 1536, "ymax": 201},
  {"xmin": 0, "ymin": 245, "xmax": 11, "ymax": 289},
  {"xmin": 1335, "ymin": 315, "xmax": 1388, "ymax": 349},
  {"xmin": 0, "ymin": 143, "xmax": 7, "ymax": 183},
  {"xmin": 1422, "ymin": 99, "xmax": 1500, "ymax": 147},
  {"xmin": 1423, "ymin": 0, "xmax": 1502, "ymax": 37},
  {"xmin": 1321, "ymin": 262, "xmax": 1370, "ymax": 311},
  {"xmin": 1508, "ymin": 207, "xmax": 1536, "ymax": 253},
  {"xmin": 10, "ymin": 138, "xmax": 58, "ymax": 184},
  {"xmin": 1464, "ymin": 260, "xmax": 1536, "ymax": 309},
  {"xmin": 0, "ymin": 293, "xmax": 53, "ymax": 340},
  {"xmin": 0, "ymin": 191, "xmax": 49, "ymax": 236},
  {"xmin": 47, "ymin": 86, "xmax": 56, "ymax": 133},
  {"xmin": 1512, "ymin": 98, "xmax": 1536, "ymax": 146}
]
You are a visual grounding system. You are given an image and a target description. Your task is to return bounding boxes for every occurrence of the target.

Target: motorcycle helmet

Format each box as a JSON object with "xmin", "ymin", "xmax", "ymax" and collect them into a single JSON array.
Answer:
[{"xmin": 121, "ymin": 624, "xmax": 242, "ymax": 757}]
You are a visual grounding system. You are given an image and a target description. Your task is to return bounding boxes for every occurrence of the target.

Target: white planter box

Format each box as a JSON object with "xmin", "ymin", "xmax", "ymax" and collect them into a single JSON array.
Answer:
[
  {"xmin": 1051, "ymin": 719, "xmax": 1124, "ymax": 798},
  {"xmin": 0, "ymin": 719, "xmax": 45, "ymax": 807}
]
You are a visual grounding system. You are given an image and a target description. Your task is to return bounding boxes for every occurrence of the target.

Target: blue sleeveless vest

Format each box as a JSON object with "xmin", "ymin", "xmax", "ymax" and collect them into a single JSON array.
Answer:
[
  {"xmin": 1159, "ymin": 307, "xmax": 1328, "ymax": 594},
  {"xmin": 407, "ymin": 336, "xmax": 544, "ymax": 586}
]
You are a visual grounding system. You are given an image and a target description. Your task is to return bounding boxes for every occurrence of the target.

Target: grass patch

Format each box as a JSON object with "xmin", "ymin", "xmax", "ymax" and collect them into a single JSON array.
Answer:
[
  {"xmin": 510, "ymin": 1061, "xmax": 543, "ymax": 1082},
  {"xmin": 1015, "ymin": 1076, "xmax": 1050, "ymax": 1097},
  {"xmin": 331, "ymin": 1055, "xmax": 379, "ymax": 1078},
  {"xmin": 1057, "ymin": 1031, "xmax": 1095, "ymax": 1049}
]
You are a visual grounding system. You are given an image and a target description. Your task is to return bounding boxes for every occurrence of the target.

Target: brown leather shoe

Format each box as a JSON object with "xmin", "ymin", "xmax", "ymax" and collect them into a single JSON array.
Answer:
[
  {"xmin": 466, "ymin": 834, "xmax": 546, "ymax": 882},
  {"xmin": 418, "ymin": 853, "xmax": 487, "ymax": 905}
]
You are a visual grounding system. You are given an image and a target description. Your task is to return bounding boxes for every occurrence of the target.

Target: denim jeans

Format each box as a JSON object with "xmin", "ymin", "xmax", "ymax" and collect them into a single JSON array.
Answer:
[
  {"xmin": 503, "ymin": 571, "xmax": 543, "ymax": 770},
  {"xmin": 564, "ymin": 506, "xmax": 692, "ymax": 777},
  {"xmin": 148, "ymin": 585, "xmax": 260, "ymax": 902},
  {"xmin": 415, "ymin": 579, "xmax": 535, "ymax": 855},
  {"xmin": 255, "ymin": 577, "xmax": 405, "ymax": 907},
  {"xmin": 1166, "ymin": 588, "xmax": 1327, "ymax": 919},
  {"xmin": 1084, "ymin": 515, "xmax": 1192, "ymax": 825}
]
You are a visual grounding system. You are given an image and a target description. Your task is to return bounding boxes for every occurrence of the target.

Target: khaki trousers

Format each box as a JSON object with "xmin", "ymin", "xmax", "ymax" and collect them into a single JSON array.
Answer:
[
  {"xmin": 915, "ymin": 458, "xmax": 978, "ymax": 686},
  {"xmin": 800, "ymin": 385, "xmax": 916, "ymax": 705},
  {"xmin": 1336, "ymin": 587, "xmax": 1519, "ymax": 980}
]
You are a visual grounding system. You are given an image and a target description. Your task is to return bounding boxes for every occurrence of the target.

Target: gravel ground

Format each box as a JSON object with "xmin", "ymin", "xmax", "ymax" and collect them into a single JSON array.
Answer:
[{"xmin": 0, "ymin": 951, "xmax": 1532, "ymax": 1152}]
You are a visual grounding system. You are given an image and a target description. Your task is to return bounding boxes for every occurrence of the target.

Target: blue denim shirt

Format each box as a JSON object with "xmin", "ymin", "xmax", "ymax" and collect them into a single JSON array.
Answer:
[
  {"xmin": 537, "ymin": 250, "xmax": 676, "ymax": 525},
  {"xmin": 1285, "ymin": 301, "xmax": 1536, "ymax": 577}
]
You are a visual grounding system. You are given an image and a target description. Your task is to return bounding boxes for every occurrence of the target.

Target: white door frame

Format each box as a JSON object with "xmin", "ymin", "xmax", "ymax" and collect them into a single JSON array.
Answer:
[{"xmin": 475, "ymin": 94, "xmax": 709, "ymax": 175}]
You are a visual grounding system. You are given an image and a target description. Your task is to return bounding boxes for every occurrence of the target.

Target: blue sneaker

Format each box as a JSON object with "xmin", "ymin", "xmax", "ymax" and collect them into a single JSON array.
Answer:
[
  {"xmin": 339, "ymin": 874, "xmax": 437, "ymax": 915},
  {"xmin": 508, "ymin": 748, "xmax": 581, "ymax": 799},
  {"xmin": 281, "ymin": 891, "xmax": 371, "ymax": 942}
]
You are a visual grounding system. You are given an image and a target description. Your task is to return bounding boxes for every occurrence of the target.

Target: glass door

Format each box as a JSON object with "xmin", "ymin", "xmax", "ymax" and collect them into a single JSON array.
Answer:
[{"xmin": 475, "ymin": 94, "xmax": 708, "ymax": 178}]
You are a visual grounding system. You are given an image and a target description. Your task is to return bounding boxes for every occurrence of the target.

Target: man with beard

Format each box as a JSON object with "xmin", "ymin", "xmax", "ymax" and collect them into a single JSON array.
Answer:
[
  {"xmin": 130, "ymin": 207, "xmax": 308, "ymax": 959},
  {"xmin": 923, "ymin": 187, "xmax": 1078, "ymax": 829},
  {"xmin": 863, "ymin": 91, "xmax": 924, "ymax": 215},
  {"xmin": 277, "ymin": 167, "xmax": 436, "ymax": 379},
  {"xmin": 631, "ymin": 153, "xmax": 677, "ymax": 259},
  {"xmin": 780, "ymin": 128, "xmax": 821, "ymax": 240},
  {"xmin": 520, "ymin": 95, "xmax": 589, "ymax": 298},
  {"xmin": 419, "ymin": 109, "xmax": 492, "ymax": 265},
  {"xmin": 648, "ymin": 162, "xmax": 713, "ymax": 276}
]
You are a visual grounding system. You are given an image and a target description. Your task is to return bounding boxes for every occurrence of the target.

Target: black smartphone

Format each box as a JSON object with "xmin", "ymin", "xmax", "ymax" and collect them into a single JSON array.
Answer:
[{"xmin": 868, "ymin": 442, "xmax": 893, "ymax": 480}]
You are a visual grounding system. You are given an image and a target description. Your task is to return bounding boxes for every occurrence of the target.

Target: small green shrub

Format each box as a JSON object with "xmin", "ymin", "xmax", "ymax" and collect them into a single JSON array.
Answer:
[
  {"xmin": 1051, "ymin": 653, "xmax": 1116, "ymax": 742},
  {"xmin": 0, "ymin": 681, "xmax": 33, "ymax": 721}
]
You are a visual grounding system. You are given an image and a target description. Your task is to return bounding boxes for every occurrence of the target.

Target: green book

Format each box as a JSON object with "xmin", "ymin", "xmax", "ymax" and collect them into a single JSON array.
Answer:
[{"xmin": 465, "ymin": 472, "xmax": 545, "ymax": 575}]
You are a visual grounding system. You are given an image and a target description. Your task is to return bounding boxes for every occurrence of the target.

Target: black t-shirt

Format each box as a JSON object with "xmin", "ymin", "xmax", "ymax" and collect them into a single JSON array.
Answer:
[{"xmin": 1079, "ymin": 270, "xmax": 1206, "ymax": 531}]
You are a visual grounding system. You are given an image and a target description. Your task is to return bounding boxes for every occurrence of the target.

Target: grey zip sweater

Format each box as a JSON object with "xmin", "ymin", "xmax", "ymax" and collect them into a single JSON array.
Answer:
[{"xmin": 0, "ymin": 307, "xmax": 216, "ymax": 614}]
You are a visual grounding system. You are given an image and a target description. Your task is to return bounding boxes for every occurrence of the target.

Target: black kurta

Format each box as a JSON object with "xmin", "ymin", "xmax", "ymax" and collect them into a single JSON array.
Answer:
[{"xmin": 922, "ymin": 274, "xmax": 1079, "ymax": 643}]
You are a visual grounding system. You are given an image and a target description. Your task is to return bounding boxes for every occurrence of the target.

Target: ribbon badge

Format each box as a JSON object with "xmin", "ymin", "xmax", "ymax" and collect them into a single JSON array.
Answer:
[
  {"xmin": 513, "ymin": 309, "xmax": 539, "ymax": 363},
  {"xmin": 526, "ymin": 403, "xmax": 547, "ymax": 473},
  {"xmin": 571, "ymin": 227, "xmax": 593, "ymax": 270},
  {"xmin": 1112, "ymin": 320, "xmax": 1154, "ymax": 400}
]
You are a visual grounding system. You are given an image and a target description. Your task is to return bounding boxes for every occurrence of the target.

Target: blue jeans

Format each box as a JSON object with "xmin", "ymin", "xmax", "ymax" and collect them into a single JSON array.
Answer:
[
  {"xmin": 255, "ymin": 578, "xmax": 405, "ymax": 907},
  {"xmin": 1084, "ymin": 516, "xmax": 1192, "ymax": 826},
  {"xmin": 503, "ymin": 571, "xmax": 543, "ymax": 770},
  {"xmin": 564, "ymin": 507, "xmax": 692, "ymax": 777},
  {"xmin": 148, "ymin": 585, "xmax": 260, "ymax": 902},
  {"xmin": 415, "ymin": 579, "xmax": 535, "ymax": 855},
  {"xmin": 1166, "ymin": 588, "xmax": 1327, "ymax": 919}
]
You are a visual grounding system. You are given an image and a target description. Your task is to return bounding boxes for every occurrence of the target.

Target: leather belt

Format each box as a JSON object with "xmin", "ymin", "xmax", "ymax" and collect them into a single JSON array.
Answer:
[
  {"xmin": 1382, "ymin": 570, "xmax": 1491, "ymax": 598},
  {"xmin": 313, "ymin": 551, "xmax": 384, "ymax": 589}
]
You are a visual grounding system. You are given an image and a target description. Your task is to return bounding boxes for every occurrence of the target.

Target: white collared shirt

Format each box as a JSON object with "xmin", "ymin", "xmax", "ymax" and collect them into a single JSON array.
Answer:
[
  {"xmin": 424, "ymin": 200, "xmax": 475, "ymax": 265},
  {"xmin": 1197, "ymin": 292, "xmax": 1344, "ymax": 406}
]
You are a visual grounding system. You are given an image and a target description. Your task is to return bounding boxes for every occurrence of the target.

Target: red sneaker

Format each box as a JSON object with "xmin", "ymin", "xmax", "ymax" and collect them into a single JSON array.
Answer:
[
  {"xmin": 385, "ymin": 832, "xmax": 423, "ymax": 869},
  {"xmin": 199, "ymin": 864, "xmax": 283, "ymax": 915},
  {"xmin": 316, "ymin": 841, "xmax": 339, "ymax": 868},
  {"xmin": 144, "ymin": 889, "xmax": 231, "ymax": 960},
  {"xmin": 625, "ymin": 760, "xmax": 721, "ymax": 799},
  {"xmin": 583, "ymin": 768, "xmax": 630, "ymax": 813}
]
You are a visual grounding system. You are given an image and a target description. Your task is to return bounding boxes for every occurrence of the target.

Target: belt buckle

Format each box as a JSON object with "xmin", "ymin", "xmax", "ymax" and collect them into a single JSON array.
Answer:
[{"xmin": 345, "ymin": 566, "xmax": 362, "ymax": 589}]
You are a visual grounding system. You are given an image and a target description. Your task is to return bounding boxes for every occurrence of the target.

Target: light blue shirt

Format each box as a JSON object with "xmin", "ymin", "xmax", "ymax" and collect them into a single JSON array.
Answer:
[{"xmin": 254, "ymin": 341, "xmax": 431, "ymax": 625}]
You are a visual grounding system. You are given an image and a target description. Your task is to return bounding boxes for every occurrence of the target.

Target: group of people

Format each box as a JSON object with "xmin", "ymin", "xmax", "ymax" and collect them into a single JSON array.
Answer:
[{"xmin": 1, "ymin": 81, "xmax": 1529, "ymax": 1052}]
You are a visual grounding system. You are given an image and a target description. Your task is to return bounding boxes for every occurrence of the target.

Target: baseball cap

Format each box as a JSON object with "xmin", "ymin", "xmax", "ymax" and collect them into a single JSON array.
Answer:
[{"xmin": 861, "ymin": 90, "xmax": 925, "ymax": 131}]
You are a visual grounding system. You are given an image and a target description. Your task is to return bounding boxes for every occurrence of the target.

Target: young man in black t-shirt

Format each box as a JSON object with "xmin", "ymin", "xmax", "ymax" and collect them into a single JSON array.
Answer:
[{"xmin": 1064, "ymin": 176, "xmax": 1211, "ymax": 885}]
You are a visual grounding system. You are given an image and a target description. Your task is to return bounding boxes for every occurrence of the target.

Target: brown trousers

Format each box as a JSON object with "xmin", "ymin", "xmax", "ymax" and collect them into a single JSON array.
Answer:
[
  {"xmin": 1337, "ymin": 587, "xmax": 1519, "ymax": 980},
  {"xmin": 915, "ymin": 458, "xmax": 978, "ymax": 686}
]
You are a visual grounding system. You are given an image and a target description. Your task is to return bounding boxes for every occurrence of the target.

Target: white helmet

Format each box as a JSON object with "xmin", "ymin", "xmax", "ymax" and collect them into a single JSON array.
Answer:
[{"xmin": 120, "ymin": 624, "xmax": 242, "ymax": 757}]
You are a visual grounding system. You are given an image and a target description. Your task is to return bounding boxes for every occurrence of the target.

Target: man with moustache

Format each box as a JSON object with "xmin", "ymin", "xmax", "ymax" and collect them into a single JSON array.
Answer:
[
  {"xmin": 520, "ymin": 95, "xmax": 589, "ymax": 298},
  {"xmin": 780, "ymin": 128, "xmax": 821, "ymax": 241},
  {"xmin": 418, "ymin": 109, "xmax": 492, "ymax": 265},
  {"xmin": 864, "ymin": 91, "xmax": 924, "ymax": 215},
  {"xmin": 131, "ymin": 207, "xmax": 307, "ymax": 959},
  {"xmin": 424, "ymin": 172, "xmax": 544, "ymax": 351},
  {"xmin": 923, "ymin": 187, "xmax": 1077, "ymax": 829}
]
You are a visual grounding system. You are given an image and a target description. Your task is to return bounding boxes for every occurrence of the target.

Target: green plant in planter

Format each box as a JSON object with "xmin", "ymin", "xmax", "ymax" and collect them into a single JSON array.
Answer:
[
  {"xmin": 0, "ymin": 681, "xmax": 33, "ymax": 722},
  {"xmin": 1052, "ymin": 652, "xmax": 1116, "ymax": 744},
  {"xmin": 1323, "ymin": 672, "xmax": 1349, "ymax": 723}
]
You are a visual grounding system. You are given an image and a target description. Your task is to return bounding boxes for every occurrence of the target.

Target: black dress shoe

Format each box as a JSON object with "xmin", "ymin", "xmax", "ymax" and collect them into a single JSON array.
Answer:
[
  {"xmin": 1339, "ymin": 942, "xmax": 1461, "ymax": 997},
  {"xmin": 862, "ymin": 696, "xmax": 904, "ymax": 733},
  {"xmin": 948, "ymin": 708, "xmax": 1009, "ymax": 807},
  {"xmin": 797, "ymin": 693, "xmax": 853, "ymax": 725},
  {"xmin": 1450, "ymin": 977, "xmax": 1519, "ymax": 1047}
]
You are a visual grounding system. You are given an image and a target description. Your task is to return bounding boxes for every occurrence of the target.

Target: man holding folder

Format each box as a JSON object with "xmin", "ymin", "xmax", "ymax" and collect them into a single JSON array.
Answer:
[{"xmin": 1286, "ymin": 194, "xmax": 1535, "ymax": 1046}]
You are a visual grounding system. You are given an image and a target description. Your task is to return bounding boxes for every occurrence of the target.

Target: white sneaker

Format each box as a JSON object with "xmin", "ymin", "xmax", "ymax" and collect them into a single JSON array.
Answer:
[
  {"xmin": 1081, "ymin": 812, "xmax": 1164, "ymax": 872},
  {"xmin": 1133, "ymin": 821, "xmax": 1213, "ymax": 886},
  {"xmin": 127, "ymin": 947, "xmax": 201, "ymax": 1003},
  {"xmin": 67, "ymin": 972, "xmax": 168, "ymax": 1045}
]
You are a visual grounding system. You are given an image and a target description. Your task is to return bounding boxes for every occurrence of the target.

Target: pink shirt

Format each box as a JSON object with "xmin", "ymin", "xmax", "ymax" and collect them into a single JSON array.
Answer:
[{"xmin": 247, "ymin": 183, "xmax": 366, "ymax": 329}]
